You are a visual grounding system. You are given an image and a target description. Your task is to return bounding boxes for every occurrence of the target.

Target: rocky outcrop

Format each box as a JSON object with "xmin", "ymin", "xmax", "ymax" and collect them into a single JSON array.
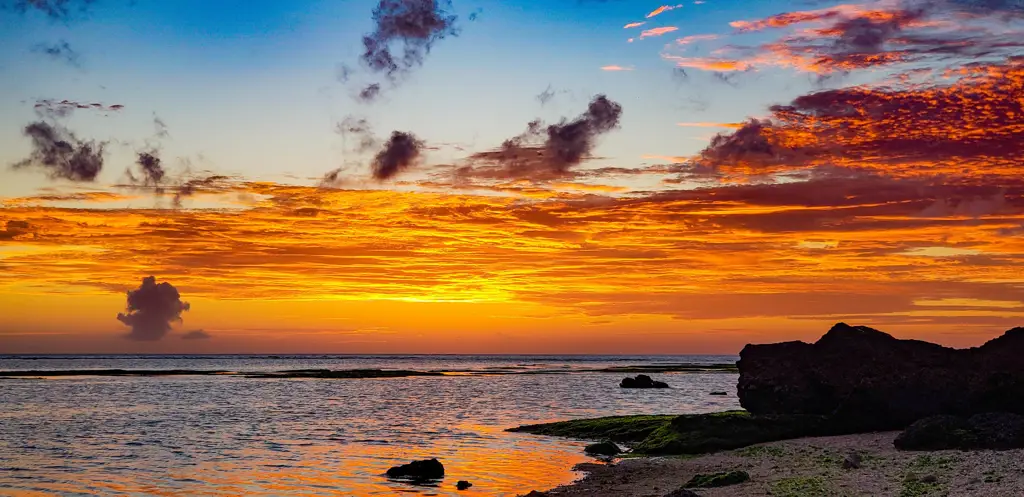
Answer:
[
  {"xmin": 738, "ymin": 323, "xmax": 1024, "ymax": 429},
  {"xmin": 894, "ymin": 412, "xmax": 1024, "ymax": 450},
  {"xmin": 620, "ymin": 374, "xmax": 669, "ymax": 388},
  {"xmin": 386, "ymin": 458, "xmax": 444, "ymax": 481}
]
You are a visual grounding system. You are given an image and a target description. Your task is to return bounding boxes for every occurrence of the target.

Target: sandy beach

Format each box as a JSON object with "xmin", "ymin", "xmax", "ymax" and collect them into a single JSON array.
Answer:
[{"xmin": 538, "ymin": 431, "xmax": 1024, "ymax": 496}]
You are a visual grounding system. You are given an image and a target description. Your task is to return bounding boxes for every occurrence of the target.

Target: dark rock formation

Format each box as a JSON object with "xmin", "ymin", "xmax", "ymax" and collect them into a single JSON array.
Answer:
[
  {"xmin": 710, "ymin": 391, "xmax": 728, "ymax": 396},
  {"xmin": 684, "ymin": 470, "xmax": 750, "ymax": 488},
  {"xmin": 895, "ymin": 412, "xmax": 1024, "ymax": 450},
  {"xmin": 386, "ymin": 458, "xmax": 444, "ymax": 481},
  {"xmin": 456, "ymin": 480, "xmax": 472, "ymax": 490},
  {"xmin": 620, "ymin": 374, "xmax": 669, "ymax": 389},
  {"xmin": 584, "ymin": 440, "xmax": 622, "ymax": 456},
  {"xmin": 738, "ymin": 322, "xmax": 1024, "ymax": 429}
]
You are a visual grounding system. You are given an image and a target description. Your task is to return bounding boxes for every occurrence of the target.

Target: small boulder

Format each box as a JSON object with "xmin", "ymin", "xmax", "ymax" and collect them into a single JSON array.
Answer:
[
  {"xmin": 663, "ymin": 488, "xmax": 701, "ymax": 497},
  {"xmin": 620, "ymin": 374, "xmax": 669, "ymax": 389},
  {"xmin": 894, "ymin": 415, "xmax": 975, "ymax": 450},
  {"xmin": 710, "ymin": 391, "xmax": 728, "ymax": 396},
  {"xmin": 684, "ymin": 470, "xmax": 750, "ymax": 488},
  {"xmin": 842, "ymin": 452, "xmax": 862, "ymax": 469},
  {"xmin": 456, "ymin": 480, "xmax": 472, "ymax": 490},
  {"xmin": 920, "ymin": 474, "xmax": 938, "ymax": 484},
  {"xmin": 386, "ymin": 458, "xmax": 445, "ymax": 481},
  {"xmin": 584, "ymin": 440, "xmax": 622, "ymax": 456}
]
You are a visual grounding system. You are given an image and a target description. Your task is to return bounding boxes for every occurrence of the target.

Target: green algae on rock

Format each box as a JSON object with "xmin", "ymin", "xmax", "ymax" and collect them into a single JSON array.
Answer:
[{"xmin": 684, "ymin": 470, "xmax": 750, "ymax": 488}]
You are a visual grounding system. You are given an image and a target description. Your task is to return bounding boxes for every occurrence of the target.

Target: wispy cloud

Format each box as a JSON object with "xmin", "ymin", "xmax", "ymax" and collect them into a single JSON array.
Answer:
[
  {"xmin": 646, "ymin": 4, "xmax": 683, "ymax": 19},
  {"xmin": 640, "ymin": 26, "xmax": 679, "ymax": 39}
]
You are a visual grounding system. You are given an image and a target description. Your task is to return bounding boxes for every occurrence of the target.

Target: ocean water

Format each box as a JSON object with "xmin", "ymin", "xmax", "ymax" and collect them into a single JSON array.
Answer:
[{"xmin": 0, "ymin": 355, "xmax": 741, "ymax": 496}]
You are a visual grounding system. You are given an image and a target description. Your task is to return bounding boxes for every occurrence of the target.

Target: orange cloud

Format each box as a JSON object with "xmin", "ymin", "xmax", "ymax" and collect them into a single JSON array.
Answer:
[
  {"xmin": 601, "ymin": 65, "xmax": 634, "ymax": 71},
  {"xmin": 661, "ymin": 54, "xmax": 751, "ymax": 71},
  {"xmin": 646, "ymin": 4, "xmax": 683, "ymax": 18},
  {"xmin": 624, "ymin": 21, "xmax": 646, "ymax": 29},
  {"xmin": 639, "ymin": 26, "xmax": 679, "ymax": 39}
]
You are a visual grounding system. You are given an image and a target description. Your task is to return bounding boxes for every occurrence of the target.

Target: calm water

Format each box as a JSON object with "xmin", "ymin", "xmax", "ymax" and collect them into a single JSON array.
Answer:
[{"xmin": 0, "ymin": 355, "xmax": 740, "ymax": 496}]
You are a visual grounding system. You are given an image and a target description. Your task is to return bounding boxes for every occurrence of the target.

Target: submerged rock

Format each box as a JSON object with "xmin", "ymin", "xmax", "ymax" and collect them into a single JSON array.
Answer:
[
  {"xmin": 895, "ymin": 412, "xmax": 1024, "ymax": 450},
  {"xmin": 386, "ymin": 458, "xmax": 445, "ymax": 481},
  {"xmin": 710, "ymin": 391, "xmax": 728, "ymax": 396},
  {"xmin": 456, "ymin": 480, "xmax": 472, "ymax": 490},
  {"xmin": 738, "ymin": 323, "xmax": 1024, "ymax": 428},
  {"xmin": 620, "ymin": 374, "xmax": 669, "ymax": 389},
  {"xmin": 584, "ymin": 440, "xmax": 622, "ymax": 456},
  {"xmin": 684, "ymin": 470, "xmax": 750, "ymax": 488}
]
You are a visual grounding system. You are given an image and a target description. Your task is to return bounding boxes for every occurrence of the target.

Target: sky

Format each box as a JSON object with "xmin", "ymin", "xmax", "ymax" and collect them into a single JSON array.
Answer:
[{"xmin": 1, "ymin": 0, "xmax": 1023, "ymax": 354}]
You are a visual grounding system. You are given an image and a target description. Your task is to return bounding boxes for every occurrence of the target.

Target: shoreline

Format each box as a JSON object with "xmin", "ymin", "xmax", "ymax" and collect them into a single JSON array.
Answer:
[{"xmin": 529, "ymin": 431, "xmax": 1024, "ymax": 496}]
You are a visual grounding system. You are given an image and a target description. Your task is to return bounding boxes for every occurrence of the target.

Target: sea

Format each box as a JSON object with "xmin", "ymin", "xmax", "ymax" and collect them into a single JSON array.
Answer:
[{"xmin": 0, "ymin": 355, "xmax": 741, "ymax": 496}]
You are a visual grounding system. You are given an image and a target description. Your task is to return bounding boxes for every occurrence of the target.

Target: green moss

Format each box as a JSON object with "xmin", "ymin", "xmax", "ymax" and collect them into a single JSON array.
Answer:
[
  {"xmin": 910, "ymin": 455, "xmax": 955, "ymax": 470},
  {"xmin": 507, "ymin": 415, "xmax": 675, "ymax": 443},
  {"xmin": 510, "ymin": 409, "xmax": 876, "ymax": 456},
  {"xmin": 634, "ymin": 411, "xmax": 834, "ymax": 455},
  {"xmin": 770, "ymin": 476, "xmax": 831, "ymax": 497},
  {"xmin": 684, "ymin": 470, "xmax": 750, "ymax": 488},
  {"xmin": 899, "ymin": 473, "xmax": 943, "ymax": 497}
]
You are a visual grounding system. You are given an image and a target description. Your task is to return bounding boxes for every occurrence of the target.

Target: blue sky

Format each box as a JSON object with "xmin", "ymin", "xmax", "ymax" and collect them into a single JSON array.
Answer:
[{"xmin": 0, "ymin": 0, "xmax": 809, "ymax": 196}]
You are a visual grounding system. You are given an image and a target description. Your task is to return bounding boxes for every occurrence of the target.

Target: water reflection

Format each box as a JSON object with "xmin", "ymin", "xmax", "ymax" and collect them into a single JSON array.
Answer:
[{"xmin": 0, "ymin": 356, "xmax": 740, "ymax": 496}]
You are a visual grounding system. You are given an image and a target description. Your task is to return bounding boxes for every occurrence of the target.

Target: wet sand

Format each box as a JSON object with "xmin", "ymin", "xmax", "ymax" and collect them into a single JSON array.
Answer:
[{"xmin": 535, "ymin": 432, "xmax": 1024, "ymax": 496}]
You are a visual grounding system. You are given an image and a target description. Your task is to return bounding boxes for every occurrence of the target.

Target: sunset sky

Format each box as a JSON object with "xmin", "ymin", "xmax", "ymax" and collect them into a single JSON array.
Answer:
[{"xmin": 1, "ymin": 0, "xmax": 1023, "ymax": 354}]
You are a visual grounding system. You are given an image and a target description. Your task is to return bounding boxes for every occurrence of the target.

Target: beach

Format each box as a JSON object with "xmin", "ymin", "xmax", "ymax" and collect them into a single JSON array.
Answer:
[{"xmin": 536, "ymin": 431, "xmax": 1024, "ymax": 496}]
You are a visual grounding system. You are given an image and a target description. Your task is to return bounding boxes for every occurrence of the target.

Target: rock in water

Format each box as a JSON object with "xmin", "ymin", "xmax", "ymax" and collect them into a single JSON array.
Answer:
[
  {"xmin": 710, "ymin": 391, "xmax": 728, "ymax": 396},
  {"xmin": 386, "ymin": 458, "xmax": 445, "ymax": 481},
  {"xmin": 737, "ymin": 323, "xmax": 1024, "ymax": 428},
  {"xmin": 620, "ymin": 374, "xmax": 669, "ymax": 388},
  {"xmin": 456, "ymin": 480, "xmax": 472, "ymax": 490},
  {"xmin": 584, "ymin": 440, "xmax": 622, "ymax": 456}
]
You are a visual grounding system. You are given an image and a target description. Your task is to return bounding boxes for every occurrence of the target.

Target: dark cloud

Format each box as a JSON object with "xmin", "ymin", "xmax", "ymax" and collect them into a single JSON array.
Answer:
[
  {"xmin": 181, "ymin": 330, "xmax": 211, "ymax": 340},
  {"xmin": 33, "ymin": 99, "xmax": 123, "ymax": 119},
  {"xmin": 461, "ymin": 94, "xmax": 623, "ymax": 180},
  {"xmin": 12, "ymin": 121, "xmax": 105, "ymax": 182},
  {"xmin": 361, "ymin": 0, "xmax": 459, "ymax": 78},
  {"xmin": 116, "ymin": 276, "xmax": 191, "ymax": 342},
  {"xmin": 129, "ymin": 150, "xmax": 166, "ymax": 187},
  {"xmin": 31, "ymin": 40, "xmax": 80, "ymax": 67},
  {"xmin": 8, "ymin": 0, "xmax": 95, "ymax": 21},
  {"xmin": 321, "ymin": 117, "xmax": 380, "ymax": 185},
  {"xmin": 725, "ymin": 4, "xmax": 1024, "ymax": 75},
  {"xmin": 358, "ymin": 83, "xmax": 382, "ymax": 102},
  {"xmin": 153, "ymin": 115, "xmax": 169, "ymax": 139},
  {"xmin": 171, "ymin": 174, "xmax": 231, "ymax": 208},
  {"xmin": 0, "ymin": 220, "xmax": 33, "ymax": 241},
  {"xmin": 372, "ymin": 131, "xmax": 425, "ymax": 180},
  {"xmin": 536, "ymin": 85, "xmax": 556, "ymax": 106},
  {"xmin": 691, "ymin": 57, "xmax": 1024, "ymax": 179}
]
